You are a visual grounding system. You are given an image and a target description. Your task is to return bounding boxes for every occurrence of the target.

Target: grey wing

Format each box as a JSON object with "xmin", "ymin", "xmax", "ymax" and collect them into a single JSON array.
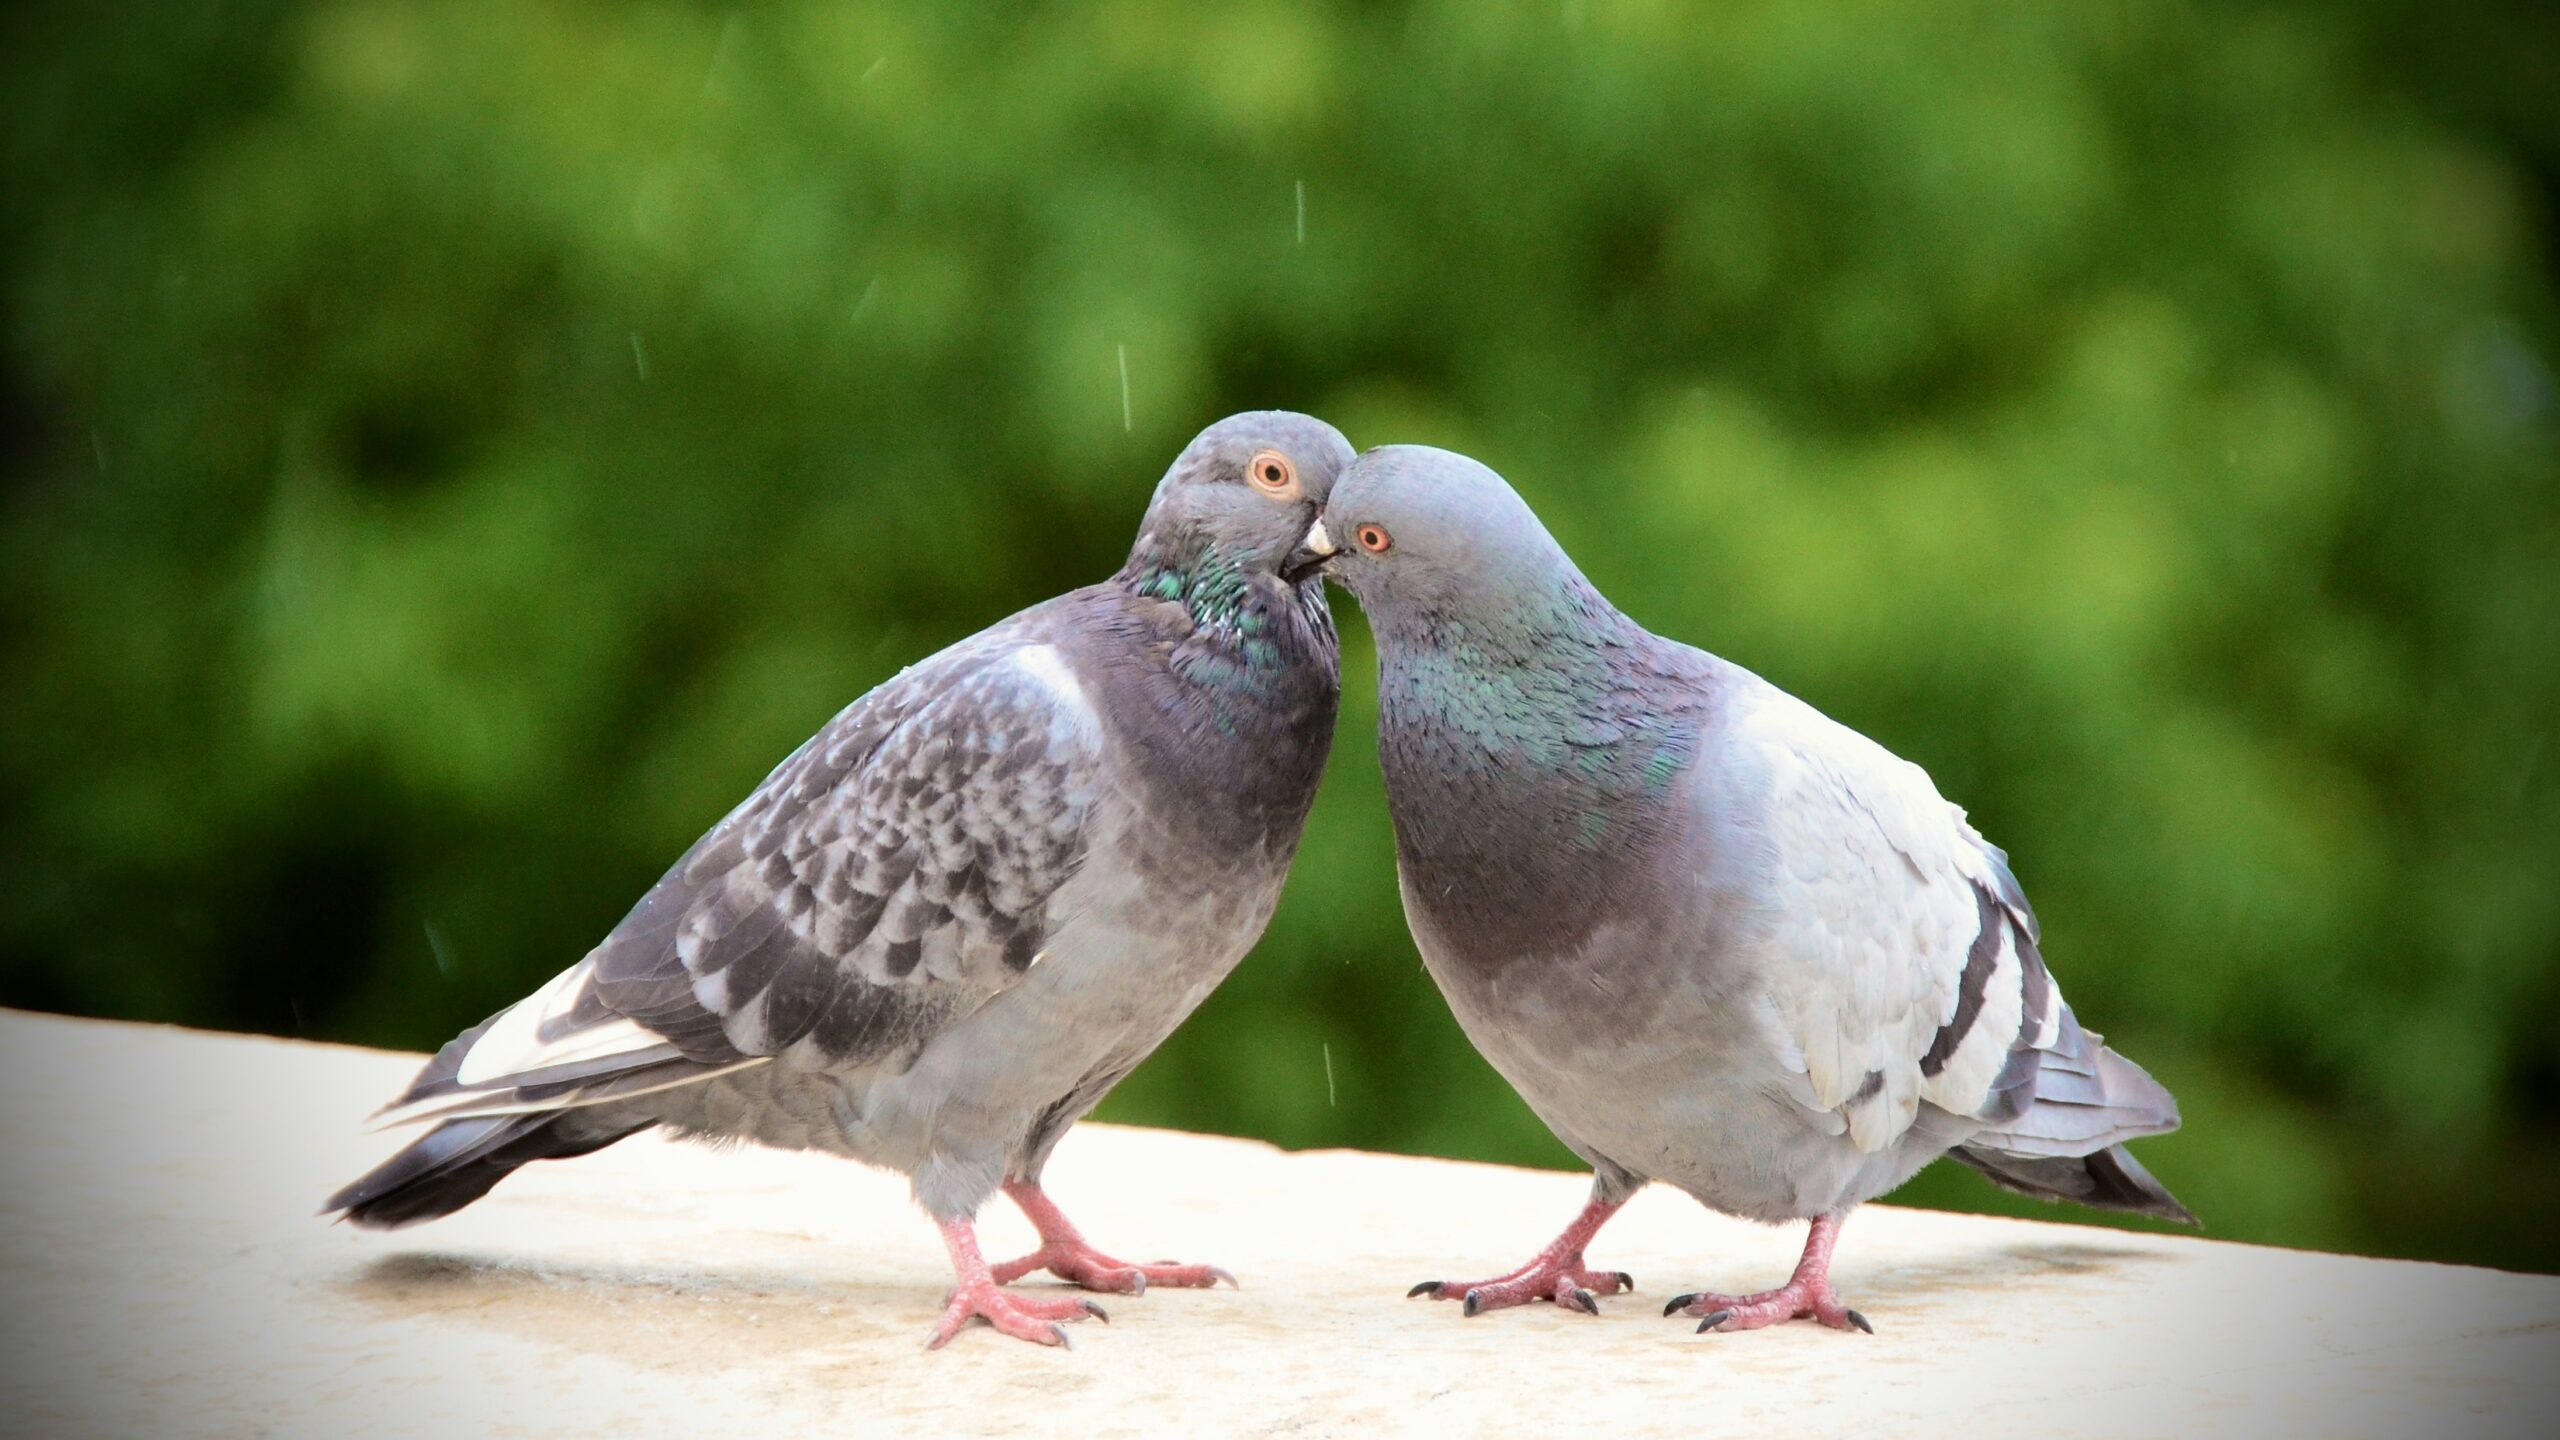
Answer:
[
  {"xmin": 1728, "ymin": 689, "xmax": 2074, "ymax": 1154},
  {"xmin": 372, "ymin": 628, "xmax": 1106, "ymax": 1129}
]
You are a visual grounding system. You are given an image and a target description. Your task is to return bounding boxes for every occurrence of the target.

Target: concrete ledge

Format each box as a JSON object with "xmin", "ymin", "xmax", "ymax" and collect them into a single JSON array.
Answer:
[{"xmin": 2, "ymin": 1009, "xmax": 2555, "ymax": 1438}]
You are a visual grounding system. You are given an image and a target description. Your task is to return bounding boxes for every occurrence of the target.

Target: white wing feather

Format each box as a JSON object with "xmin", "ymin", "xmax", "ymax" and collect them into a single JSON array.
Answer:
[{"xmin": 1736, "ymin": 691, "xmax": 2040, "ymax": 1153}]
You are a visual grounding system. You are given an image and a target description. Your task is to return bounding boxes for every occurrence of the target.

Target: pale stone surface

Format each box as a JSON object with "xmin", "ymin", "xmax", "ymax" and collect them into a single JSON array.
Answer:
[{"xmin": 2, "ymin": 1008, "xmax": 2556, "ymax": 1439}]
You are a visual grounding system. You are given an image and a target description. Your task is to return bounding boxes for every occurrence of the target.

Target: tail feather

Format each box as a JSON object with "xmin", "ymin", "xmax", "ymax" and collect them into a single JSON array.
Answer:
[
  {"xmin": 1953, "ymin": 1141, "xmax": 2198, "ymax": 1225},
  {"xmin": 329, "ymin": 964, "xmax": 744, "ymax": 1228},
  {"xmin": 325, "ymin": 1112, "xmax": 648, "ymax": 1229},
  {"xmin": 1950, "ymin": 1008, "xmax": 2195, "ymax": 1224},
  {"xmin": 1977, "ymin": 1010, "xmax": 2181, "ymax": 1158},
  {"xmin": 363, "ymin": 963, "xmax": 765, "ymax": 1133},
  {"xmin": 371, "ymin": 1052, "xmax": 760, "ymax": 1131}
]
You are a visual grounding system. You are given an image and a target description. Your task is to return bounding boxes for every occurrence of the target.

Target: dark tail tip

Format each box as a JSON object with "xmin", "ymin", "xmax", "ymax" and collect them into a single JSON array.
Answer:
[
  {"xmin": 2085, "ymin": 1143, "xmax": 2199, "ymax": 1227},
  {"xmin": 325, "ymin": 1113, "xmax": 644, "ymax": 1230},
  {"xmin": 1952, "ymin": 1141, "xmax": 2199, "ymax": 1227}
]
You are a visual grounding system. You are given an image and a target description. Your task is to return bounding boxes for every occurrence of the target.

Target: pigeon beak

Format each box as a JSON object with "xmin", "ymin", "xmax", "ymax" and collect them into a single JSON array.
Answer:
[{"xmin": 1282, "ymin": 517, "xmax": 1339, "ymax": 584}]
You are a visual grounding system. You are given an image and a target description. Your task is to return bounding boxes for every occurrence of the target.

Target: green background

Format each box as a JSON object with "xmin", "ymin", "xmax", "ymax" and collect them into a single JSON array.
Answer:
[{"xmin": 5, "ymin": 1, "xmax": 2555, "ymax": 1271}]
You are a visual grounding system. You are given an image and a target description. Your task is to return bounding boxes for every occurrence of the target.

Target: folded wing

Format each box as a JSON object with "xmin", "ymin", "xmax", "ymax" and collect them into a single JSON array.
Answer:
[
  {"xmin": 1736, "ymin": 691, "xmax": 2171, "ymax": 1159},
  {"xmin": 372, "ymin": 630, "xmax": 1107, "ymax": 1131}
]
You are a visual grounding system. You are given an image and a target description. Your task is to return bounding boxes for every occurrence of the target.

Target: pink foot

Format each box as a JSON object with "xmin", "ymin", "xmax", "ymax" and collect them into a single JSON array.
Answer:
[
  {"xmin": 1410, "ymin": 1259, "xmax": 1635, "ymax": 1316},
  {"xmin": 992, "ymin": 1179, "xmax": 1238, "ymax": 1297},
  {"xmin": 1407, "ymin": 1194, "xmax": 1632, "ymax": 1317},
  {"xmin": 1666, "ymin": 1277, "xmax": 1870, "ymax": 1333},
  {"xmin": 990, "ymin": 1239, "xmax": 1235, "ymax": 1295},
  {"xmin": 928, "ymin": 1275, "xmax": 1108, "ymax": 1350},
  {"xmin": 1666, "ymin": 1212, "xmax": 1873, "ymax": 1335},
  {"xmin": 926, "ymin": 1214, "xmax": 1107, "ymax": 1349}
]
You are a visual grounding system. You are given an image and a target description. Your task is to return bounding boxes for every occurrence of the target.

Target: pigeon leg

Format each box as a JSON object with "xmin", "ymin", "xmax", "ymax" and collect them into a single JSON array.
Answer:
[
  {"xmin": 1407, "ymin": 1194, "xmax": 1634, "ymax": 1316},
  {"xmin": 1666, "ymin": 1211, "xmax": 1871, "ymax": 1335},
  {"xmin": 986, "ymin": 1180, "xmax": 1237, "ymax": 1295},
  {"xmin": 927, "ymin": 1214, "xmax": 1109, "ymax": 1349}
]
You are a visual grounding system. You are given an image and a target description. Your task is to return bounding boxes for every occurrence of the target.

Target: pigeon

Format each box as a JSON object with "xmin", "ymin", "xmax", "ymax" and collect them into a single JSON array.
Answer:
[
  {"xmin": 1296, "ymin": 444, "xmax": 2192, "ymax": 1335},
  {"xmin": 327, "ymin": 411, "xmax": 1354, "ymax": 1348}
]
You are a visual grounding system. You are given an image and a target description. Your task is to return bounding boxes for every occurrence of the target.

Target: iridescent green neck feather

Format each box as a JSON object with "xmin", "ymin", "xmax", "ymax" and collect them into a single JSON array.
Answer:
[
  {"xmin": 1118, "ymin": 537, "xmax": 1338, "ymax": 736},
  {"xmin": 1381, "ymin": 573, "xmax": 1683, "ymax": 793},
  {"xmin": 1373, "ymin": 570, "xmax": 1707, "ymax": 956}
]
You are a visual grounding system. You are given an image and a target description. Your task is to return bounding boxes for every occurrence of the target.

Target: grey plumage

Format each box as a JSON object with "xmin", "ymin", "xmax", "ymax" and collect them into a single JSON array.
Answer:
[
  {"xmin": 1315, "ymin": 444, "xmax": 2189, "ymax": 1330},
  {"xmin": 328, "ymin": 411, "xmax": 1353, "ymax": 1345}
]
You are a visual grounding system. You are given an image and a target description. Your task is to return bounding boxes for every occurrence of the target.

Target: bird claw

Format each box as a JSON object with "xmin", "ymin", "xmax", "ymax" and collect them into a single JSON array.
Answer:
[
  {"xmin": 927, "ymin": 1281, "xmax": 1106, "ymax": 1349},
  {"xmin": 1412, "ymin": 1258, "xmax": 1630, "ymax": 1317},
  {"xmin": 1668, "ymin": 1279, "xmax": 1870, "ymax": 1335},
  {"xmin": 991, "ymin": 1239, "xmax": 1233, "ymax": 1295}
]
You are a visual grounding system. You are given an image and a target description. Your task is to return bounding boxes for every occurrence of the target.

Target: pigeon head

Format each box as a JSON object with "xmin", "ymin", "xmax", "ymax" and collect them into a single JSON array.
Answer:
[
  {"xmin": 1128, "ymin": 411, "xmax": 1355, "ymax": 586},
  {"xmin": 1300, "ymin": 444, "xmax": 1601, "ymax": 636}
]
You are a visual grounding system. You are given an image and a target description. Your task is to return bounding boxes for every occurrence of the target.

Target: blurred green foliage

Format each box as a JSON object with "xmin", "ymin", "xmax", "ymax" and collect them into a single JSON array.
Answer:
[{"xmin": 4, "ymin": 2, "xmax": 2556, "ymax": 1270}]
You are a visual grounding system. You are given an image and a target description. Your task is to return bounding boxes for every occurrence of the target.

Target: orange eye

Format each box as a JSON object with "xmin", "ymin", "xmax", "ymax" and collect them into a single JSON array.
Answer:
[
  {"xmin": 1355, "ymin": 523, "xmax": 1393, "ymax": 554},
  {"xmin": 1246, "ymin": 450, "xmax": 1300, "ymax": 499}
]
